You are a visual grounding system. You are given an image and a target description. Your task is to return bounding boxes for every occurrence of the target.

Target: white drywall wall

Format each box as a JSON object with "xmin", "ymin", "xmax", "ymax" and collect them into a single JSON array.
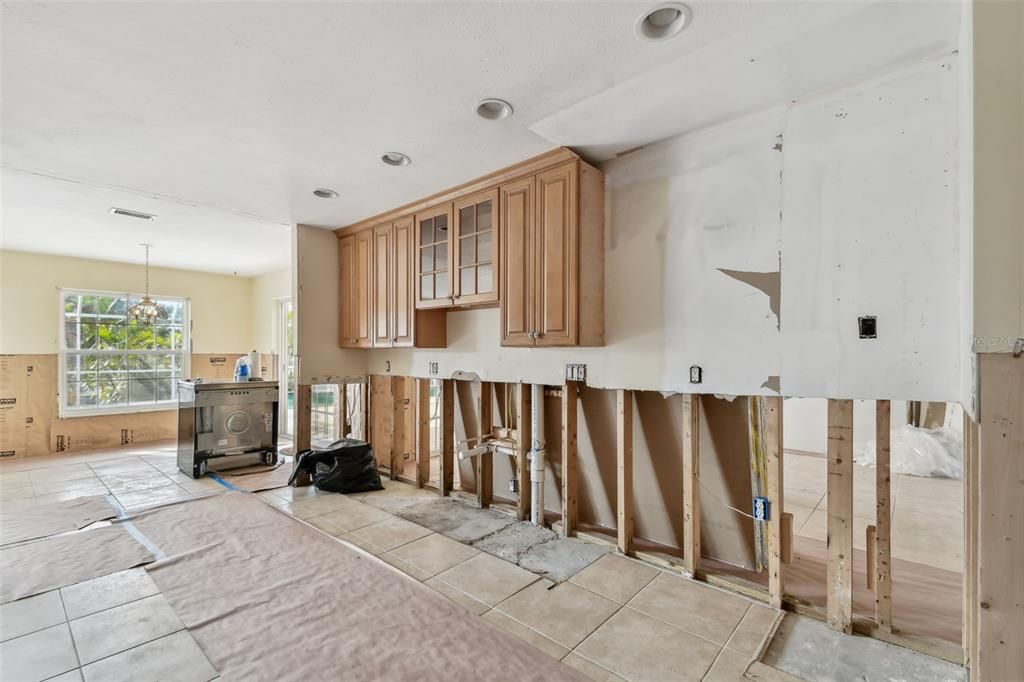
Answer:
[
  {"xmin": 300, "ymin": 54, "xmax": 965, "ymax": 402},
  {"xmin": 781, "ymin": 55, "xmax": 961, "ymax": 400}
]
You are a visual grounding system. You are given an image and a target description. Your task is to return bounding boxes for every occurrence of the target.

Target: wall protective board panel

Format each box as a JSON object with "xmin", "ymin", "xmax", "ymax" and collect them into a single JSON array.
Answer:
[{"xmin": 781, "ymin": 56, "xmax": 961, "ymax": 400}]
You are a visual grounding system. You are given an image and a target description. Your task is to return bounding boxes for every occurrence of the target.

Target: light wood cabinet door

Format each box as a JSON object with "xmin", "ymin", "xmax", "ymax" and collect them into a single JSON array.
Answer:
[
  {"xmin": 500, "ymin": 178, "xmax": 534, "ymax": 346},
  {"xmin": 338, "ymin": 234, "xmax": 356, "ymax": 347},
  {"xmin": 372, "ymin": 223, "xmax": 393, "ymax": 347},
  {"xmin": 354, "ymin": 229, "xmax": 374, "ymax": 348},
  {"xmin": 414, "ymin": 204, "xmax": 453, "ymax": 309},
  {"xmin": 392, "ymin": 216, "xmax": 415, "ymax": 347},
  {"xmin": 534, "ymin": 162, "xmax": 578, "ymax": 346},
  {"xmin": 453, "ymin": 189, "xmax": 499, "ymax": 306}
]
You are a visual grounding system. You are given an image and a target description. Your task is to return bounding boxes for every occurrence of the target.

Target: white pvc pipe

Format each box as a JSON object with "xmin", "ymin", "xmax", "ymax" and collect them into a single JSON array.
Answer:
[{"xmin": 530, "ymin": 383, "xmax": 545, "ymax": 526}]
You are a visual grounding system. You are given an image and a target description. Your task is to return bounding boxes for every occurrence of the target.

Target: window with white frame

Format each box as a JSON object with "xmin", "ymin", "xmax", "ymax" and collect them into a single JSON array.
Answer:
[{"xmin": 60, "ymin": 290, "xmax": 190, "ymax": 415}]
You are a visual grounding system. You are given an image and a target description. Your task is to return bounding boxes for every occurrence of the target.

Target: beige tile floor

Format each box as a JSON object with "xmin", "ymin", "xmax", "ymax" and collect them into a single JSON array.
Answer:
[
  {"xmin": 1, "ymin": 442, "xmax": 783, "ymax": 682},
  {"xmin": 0, "ymin": 569, "xmax": 218, "ymax": 682},
  {"xmin": 784, "ymin": 452, "xmax": 963, "ymax": 573}
]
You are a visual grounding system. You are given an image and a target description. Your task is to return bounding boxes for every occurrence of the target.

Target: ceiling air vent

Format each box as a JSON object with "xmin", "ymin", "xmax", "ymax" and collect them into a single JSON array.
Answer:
[{"xmin": 109, "ymin": 207, "xmax": 156, "ymax": 220}]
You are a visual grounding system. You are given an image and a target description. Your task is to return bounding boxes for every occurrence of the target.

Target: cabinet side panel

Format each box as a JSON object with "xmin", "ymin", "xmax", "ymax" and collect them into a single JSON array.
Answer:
[{"xmin": 579, "ymin": 161, "xmax": 605, "ymax": 347}]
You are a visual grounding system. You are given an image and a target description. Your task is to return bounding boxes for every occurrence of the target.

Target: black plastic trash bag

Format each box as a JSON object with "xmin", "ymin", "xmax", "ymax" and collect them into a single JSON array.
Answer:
[{"xmin": 287, "ymin": 438, "xmax": 384, "ymax": 494}]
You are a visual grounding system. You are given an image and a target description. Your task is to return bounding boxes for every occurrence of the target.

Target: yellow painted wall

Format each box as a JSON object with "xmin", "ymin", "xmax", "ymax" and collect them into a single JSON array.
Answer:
[
  {"xmin": 250, "ymin": 266, "xmax": 292, "ymax": 354},
  {"xmin": 0, "ymin": 250, "xmax": 256, "ymax": 354}
]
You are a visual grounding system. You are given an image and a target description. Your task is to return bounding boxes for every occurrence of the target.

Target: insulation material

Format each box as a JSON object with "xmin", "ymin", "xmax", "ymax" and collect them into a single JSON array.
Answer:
[
  {"xmin": 855, "ymin": 425, "xmax": 963, "ymax": 479},
  {"xmin": 132, "ymin": 492, "xmax": 586, "ymax": 681},
  {"xmin": 0, "ymin": 524, "xmax": 154, "ymax": 603},
  {"xmin": 0, "ymin": 494, "xmax": 116, "ymax": 546}
]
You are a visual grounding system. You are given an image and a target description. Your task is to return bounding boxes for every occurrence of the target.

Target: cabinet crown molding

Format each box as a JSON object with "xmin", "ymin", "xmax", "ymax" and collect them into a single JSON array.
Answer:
[{"xmin": 333, "ymin": 147, "xmax": 581, "ymax": 238}]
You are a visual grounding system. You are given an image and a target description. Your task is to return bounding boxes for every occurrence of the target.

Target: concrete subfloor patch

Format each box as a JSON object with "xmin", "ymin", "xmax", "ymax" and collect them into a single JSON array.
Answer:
[
  {"xmin": 472, "ymin": 521, "xmax": 558, "ymax": 564},
  {"xmin": 517, "ymin": 535, "xmax": 612, "ymax": 583},
  {"xmin": 392, "ymin": 499, "xmax": 517, "ymax": 543},
  {"xmin": 762, "ymin": 614, "xmax": 967, "ymax": 682}
]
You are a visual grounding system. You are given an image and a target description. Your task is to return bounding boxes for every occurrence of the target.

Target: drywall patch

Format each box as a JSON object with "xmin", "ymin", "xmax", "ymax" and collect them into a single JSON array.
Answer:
[
  {"xmin": 761, "ymin": 375, "xmax": 781, "ymax": 393},
  {"xmin": 718, "ymin": 268, "xmax": 781, "ymax": 330}
]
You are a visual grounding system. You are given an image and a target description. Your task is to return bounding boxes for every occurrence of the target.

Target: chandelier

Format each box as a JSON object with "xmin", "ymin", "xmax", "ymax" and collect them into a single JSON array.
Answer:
[{"xmin": 127, "ymin": 244, "xmax": 169, "ymax": 325}]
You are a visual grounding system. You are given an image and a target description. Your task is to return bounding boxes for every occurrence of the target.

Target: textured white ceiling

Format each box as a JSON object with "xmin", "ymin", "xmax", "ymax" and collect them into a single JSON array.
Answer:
[{"xmin": 0, "ymin": 1, "xmax": 960, "ymax": 275}]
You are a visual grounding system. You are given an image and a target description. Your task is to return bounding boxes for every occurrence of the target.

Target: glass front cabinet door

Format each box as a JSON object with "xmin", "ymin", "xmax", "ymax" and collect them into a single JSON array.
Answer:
[
  {"xmin": 415, "ymin": 204, "xmax": 453, "ymax": 309},
  {"xmin": 452, "ymin": 189, "xmax": 499, "ymax": 306}
]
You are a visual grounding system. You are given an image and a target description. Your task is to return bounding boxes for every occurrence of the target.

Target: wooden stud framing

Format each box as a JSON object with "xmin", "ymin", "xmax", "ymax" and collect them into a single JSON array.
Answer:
[
  {"xmin": 416, "ymin": 379, "xmax": 431, "ymax": 488},
  {"xmin": 517, "ymin": 383, "xmax": 532, "ymax": 520},
  {"xmin": 826, "ymin": 399, "xmax": 854, "ymax": 634},
  {"xmin": 293, "ymin": 384, "xmax": 313, "ymax": 486},
  {"xmin": 964, "ymin": 408, "xmax": 978, "ymax": 666},
  {"xmin": 975, "ymin": 353, "xmax": 1024, "ymax": 680},
  {"xmin": 441, "ymin": 379, "xmax": 455, "ymax": 496},
  {"xmin": 561, "ymin": 380, "xmax": 579, "ymax": 537},
  {"xmin": 477, "ymin": 381, "xmax": 493, "ymax": 508},
  {"xmin": 390, "ymin": 376, "xmax": 405, "ymax": 480},
  {"xmin": 765, "ymin": 396, "xmax": 784, "ymax": 607},
  {"xmin": 340, "ymin": 382, "xmax": 349, "ymax": 439},
  {"xmin": 781, "ymin": 512, "xmax": 793, "ymax": 564},
  {"xmin": 866, "ymin": 525, "xmax": 878, "ymax": 590},
  {"xmin": 682, "ymin": 394, "xmax": 701, "ymax": 574},
  {"xmin": 875, "ymin": 399, "xmax": 893, "ymax": 632},
  {"xmin": 617, "ymin": 389, "xmax": 634, "ymax": 555}
]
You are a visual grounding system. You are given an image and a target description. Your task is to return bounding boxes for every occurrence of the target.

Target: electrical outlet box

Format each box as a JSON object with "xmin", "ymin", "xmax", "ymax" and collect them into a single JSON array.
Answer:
[
  {"xmin": 689, "ymin": 366, "xmax": 702, "ymax": 384},
  {"xmin": 385, "ymin": 360, "xmax": 391, "ymax": 372},
  {"xmin": 753, "ymin": 496, "xmax": 770, "ymax": 521},
  {"xmin": 565, "ymin": 364, "xmax": 587, "ymax": 383},
  {"xmin": 429, "ymin": 361, "xmax": 439, "ymax": 375},
  {"xmin": 508, "ymin": 479, "xmax": 519, "ymax": 494},
  {"xmin": 858, "ymin": 316, "xmax": 877, "ymax": 339}
]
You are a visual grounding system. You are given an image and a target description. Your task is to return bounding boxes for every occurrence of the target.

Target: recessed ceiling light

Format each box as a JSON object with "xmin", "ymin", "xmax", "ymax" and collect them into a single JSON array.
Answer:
[
  {"xmin": 381, "ymin": 152, "xmax": 412, "ymax": 167},
  {"xmin": 476, "ymin": 98, "xmax": 514, "ymax": 121},
  {"xmin": 635, "ymin": 3, "xmax": 691, "ymax": 41},
  {"xmin": 313, "ymin": 188, "xmax": 338, "ymax": 199}
]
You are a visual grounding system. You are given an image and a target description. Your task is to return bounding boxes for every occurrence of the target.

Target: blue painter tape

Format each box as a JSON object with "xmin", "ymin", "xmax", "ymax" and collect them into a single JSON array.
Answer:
[
  {"xmin": 105, "ymin": 494, "xmax": 167, "ymax": 561},
  {"xmin": 209, "ymin": 474, "xmax": 240, "ymax": 491}
]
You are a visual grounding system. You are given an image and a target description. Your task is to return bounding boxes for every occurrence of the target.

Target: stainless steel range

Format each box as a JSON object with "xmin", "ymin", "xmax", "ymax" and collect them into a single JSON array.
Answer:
[{"xmin": 177, "ymin": 380, "xmax": 279, "ymax": 478}]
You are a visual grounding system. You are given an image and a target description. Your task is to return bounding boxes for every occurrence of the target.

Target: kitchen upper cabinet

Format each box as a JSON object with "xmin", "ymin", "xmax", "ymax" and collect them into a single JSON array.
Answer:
[
  {"xmin": 339, "ymin": 217, "xmax": 446, "ymax": 349},
  {"xmin": 337, "ymin": 148, "xmax": 601, "ymax": 350},
  {"xmin": 392, "ymin": 216, "xmax": 415, "ymax": 346},
  {"xmin": 415, "ymin": 204, "xmax": 453, "ymax": 309},
  {"xmin": 453, "ymin": 189, "xmax": 499, "ymax": 306},
  {"xmin": 372, "ymin": 223, "xmax": 393, "ymax": 347},
  {"xmin": 500, "ymin": 178, "xmax": 534, "ymax": 346},
  {"xmin": 339, "ymin": 230, "xmax": 374, "ymax": 348},
  {"xmin": 500, "ymin": 160, "xmax": 604, "ymax": 347}
]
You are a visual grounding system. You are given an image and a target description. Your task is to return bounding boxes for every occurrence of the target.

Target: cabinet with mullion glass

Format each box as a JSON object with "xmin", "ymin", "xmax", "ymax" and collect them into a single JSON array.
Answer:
[
  {"xmin": 415, "ymin": 204, "xmax": 453, "ymax": 309},
  {"xmin": 453, "ymin": 188, "xmax": 498, "ymax": 306}
]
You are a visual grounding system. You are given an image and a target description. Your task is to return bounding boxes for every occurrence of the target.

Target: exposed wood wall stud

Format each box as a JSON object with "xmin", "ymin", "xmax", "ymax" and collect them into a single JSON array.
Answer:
[
  {"xmin": 875, "ymin": 399, "xmax": 893, "ymax": 631},
  {"xmin": 517, "ymin": 383, "xmax": 532, "ymax": 521},
  {"xmin": 827, "ymin": 399, "xmax": 854, "ymax": 634},
  {"xmin": 416, "ymin": 379, "xmax": 431, "ymax": 488},
  {"xmin": 766, "ymin": 395, "xmax": 784, "ymax": 607},
  {"xmin": 441, "ymin": 379, "xmax": 455, "ymax": 496},
  {"xmin": 390, "ymin": 376, "xmax": 405, "ymax": 480},
  {"xmin": 478, "ymin": 381, "xmax": 493, "ymax": 508},
  {"xmin": 293, "ymin": 383, "xmax": 312, "ymax": 487},
  {"xmin": 561, "ymin": 380, "xmax": 579, "ymax": 536},
  {"xmin": 617, "ymin": 389, "xmax": 634, "ymax": 555},
  {"xmin": 683, "ymin": 394, "xmax": 701, "ymax": 574}
]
